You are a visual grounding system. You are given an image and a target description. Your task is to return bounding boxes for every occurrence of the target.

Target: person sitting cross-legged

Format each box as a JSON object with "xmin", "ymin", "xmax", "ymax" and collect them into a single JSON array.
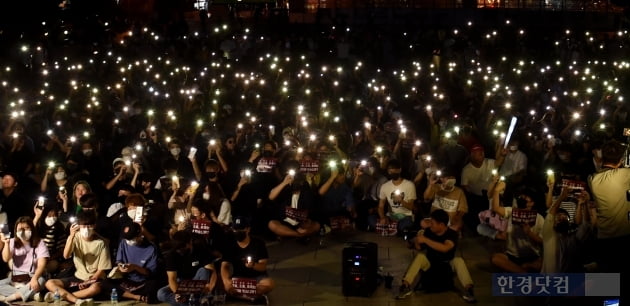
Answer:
[
  {"xmin": 103, "ymin": 222, "xmax": 159, "ymax": 303},
  {"xmin": 44, "ymin": 211, "xmax": 112, "ymax": 305},
  {"xmin": 221, "ymin": 216, "xmax": 274, "ymax": 305}
]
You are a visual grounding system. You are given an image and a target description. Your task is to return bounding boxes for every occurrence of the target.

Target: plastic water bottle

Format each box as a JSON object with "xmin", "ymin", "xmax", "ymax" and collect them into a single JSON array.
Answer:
[
  {"xmin": 188, "ymin": 293, "xmax": 196, "ymax": 305},
  {"xmin": 53, "ymin": 288, "xmax": 61, "ymax": 305},
  {"xmin": 110, "ymin": 288, "xmax": 118, "ymax": 304}
]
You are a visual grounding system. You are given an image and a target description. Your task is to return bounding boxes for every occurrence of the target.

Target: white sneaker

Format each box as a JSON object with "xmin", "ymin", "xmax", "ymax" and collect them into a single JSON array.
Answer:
[
  {"xmin": 75, "ymin": 298, "xmax": 91, "ymax": 306},
  {"xmin": 33, "ymin": 292, "xmax": 43, "ymax": 302},
  {"xmin": 44, "ymin": 292, "xmax": 55, "ymax": 303}
]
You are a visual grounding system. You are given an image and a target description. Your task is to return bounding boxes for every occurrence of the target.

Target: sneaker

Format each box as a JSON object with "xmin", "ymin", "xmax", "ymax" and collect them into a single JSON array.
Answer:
[
  {"xmin": 44, "ymin": 292, "xmax": 55, "ymax": 303},
  {"xmin": 75, "ymin": 298, "xmax": 94, "ymax": 306},
  {"xmin": 33, "ymin": 292, "xmax": 43, "ymax": 302},
  {"xmin": 395, "ymin": 284, "xmax": 413, "ymax": 300},
  {"xmin": 462, "ymin": 288, "xmax": 477, "ymax": 303}
]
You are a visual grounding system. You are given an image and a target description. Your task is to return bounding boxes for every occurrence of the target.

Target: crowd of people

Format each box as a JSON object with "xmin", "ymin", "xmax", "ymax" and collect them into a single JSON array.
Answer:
[{"xmin": 0, "ymin": 2, "xmax": 629, "ymax": 305}]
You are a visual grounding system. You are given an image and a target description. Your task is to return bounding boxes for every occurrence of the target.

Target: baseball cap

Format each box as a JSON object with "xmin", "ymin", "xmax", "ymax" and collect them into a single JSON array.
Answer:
[
  {"xmin": 232, "ymin": 216, "xmax": 250, "ymax": 230},
  {"xmin": 471, "ymin": 144, "xmax": 484, "ymax": 152}
]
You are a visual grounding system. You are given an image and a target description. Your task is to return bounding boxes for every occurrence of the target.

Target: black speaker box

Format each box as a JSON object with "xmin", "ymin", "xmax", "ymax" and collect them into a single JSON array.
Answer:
[{"xmin": 342, "ymin": 242, "xmax": 378, "ymax": 297}]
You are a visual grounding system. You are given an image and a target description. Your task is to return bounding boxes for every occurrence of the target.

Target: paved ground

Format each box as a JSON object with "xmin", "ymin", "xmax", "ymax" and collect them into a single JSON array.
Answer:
[{"xmin": 8, "ymin": 229, "xmax": 610, "ymax": 305}]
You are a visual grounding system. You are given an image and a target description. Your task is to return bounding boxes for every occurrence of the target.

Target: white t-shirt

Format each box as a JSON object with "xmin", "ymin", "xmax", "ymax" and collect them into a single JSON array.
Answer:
[
  {"xmin": 461, "ymin": 158, "xmax": 496, "ymax": 196},
  {"xmin": 378, "ymin": 179, "xmax": 417, "ymax": 217},
  {"xmin": 500, "ymin": 151, "xmax": 527, "ymax": 177}
]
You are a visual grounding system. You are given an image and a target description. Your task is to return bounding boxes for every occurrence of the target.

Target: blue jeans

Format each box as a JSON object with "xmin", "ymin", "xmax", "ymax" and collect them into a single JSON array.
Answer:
[
  {"xmin": 0, "ymin": 275, "xmax": 46, "ymax": 302},
  {"xmin": 157, "ymin": 267, "xmax": 211, "ymax": 305}
]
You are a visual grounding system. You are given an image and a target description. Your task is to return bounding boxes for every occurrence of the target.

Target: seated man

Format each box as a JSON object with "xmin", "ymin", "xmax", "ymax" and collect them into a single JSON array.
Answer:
[
  {"xmin": 44, "ymin": 211, "xmax": 112, "ymax": 305},
  {"xmin": 397, "ymin": 209, "xmax": 476, "ymax": 303},
  {"xmin": 157, "ymin": 230, "xmax": 217, "ymax": 305},
  {"xmin": 221, "ymin": 217, "xmax": 273, "ymax": 305},
  {"xmin": 104, "ymin": 223, "xmax": 159, "ymax": 303},
  {"xmin": 376, "ymin": 159, "xmax": 417, "ymax": 234},
  {"xmin": 423, "ymin": 168, "xmax": 468, "ymax": 233}
]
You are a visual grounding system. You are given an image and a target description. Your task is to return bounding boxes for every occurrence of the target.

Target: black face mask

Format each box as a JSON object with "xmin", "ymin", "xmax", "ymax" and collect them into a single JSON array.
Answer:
[
  {"xmin": 206, "ymin": 172, "xmax": 217, "ymax": 179},
  {"xmin": 516, "ymin": 197, "xmax": 528, "ymax": 209},
  {"xmin": 262, "ymin": 150, "xmax": 273, "ymax": 158},
  {"xmin": 389, "ymin": 173, "xmax": 401, "ymax": 180},
  {"xmin": 234, "ymin": 230, "xmax": 247, "ymax": 242}
]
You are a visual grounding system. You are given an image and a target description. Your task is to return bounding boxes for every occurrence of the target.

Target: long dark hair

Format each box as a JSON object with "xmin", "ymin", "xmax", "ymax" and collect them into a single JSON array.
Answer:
[{"xmin": 13, "ymin": 216, "xmax": 41, "ymax": 249}]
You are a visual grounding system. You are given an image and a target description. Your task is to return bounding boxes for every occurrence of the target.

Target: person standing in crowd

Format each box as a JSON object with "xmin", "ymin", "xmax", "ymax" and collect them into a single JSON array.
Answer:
[
  {"xmin": 588, "ymin": 140, "xmax": 630, "ymax": 274},
  {"xmin": 396, "ymin": 209, "xmax": 476, "ymax": 303},
  {"xmin": 461, "ymin": 144, "xmax": 495, "ymax": 232},
  {"xmin": 0, "ymin": 216, "xmax": 49, "ymax": 303},
  {"xmin": 221, "ymin": 216, "xmax": 273, "ymax": 305},
  {"xmin": 45, "ymin": 211, "xmax": 111, "ymax": 305},
  {"xmin": 376, "ymin": 160, "xmax": 417, "ymax": 233}
]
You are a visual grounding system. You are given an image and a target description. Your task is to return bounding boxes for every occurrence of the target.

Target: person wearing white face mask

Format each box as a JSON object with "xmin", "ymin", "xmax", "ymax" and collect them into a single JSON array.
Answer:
[
  {"xmin": 423, "ymin": 168, "xmax": 468, "ymax": 233},
  {"xmin": 0, "ymin": 216, "xmax": 49, "ymax": 303},
  {"xmin": 40, "ymin": 165, "xmax": 70, "ymax": 208},
  {"xmin": 495, "ymin": 140, "xmax": 528, "ymax": 185},
  {"xmin": 33, "ymin": 205, "xmax": 69, "ymax": 277},
  {"xmin": 44, "ymin": 211, "xmax": 111, "ymax": 305}
]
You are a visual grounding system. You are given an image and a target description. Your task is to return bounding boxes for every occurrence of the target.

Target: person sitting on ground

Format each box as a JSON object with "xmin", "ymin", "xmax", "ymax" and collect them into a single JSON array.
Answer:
[
  {"xmin": 267, "ymin": 171, "xmax": 320, "ymax": 241},
  {"xmin": 376, "ymin": 159, "xmax": 417, "ymax": 234},
  {"xmin": 0, "ymin": 216, "xmax": 49, "ymax": 303},
  {"xmin": 397, "ymin": 209, "xmax": 476, "ymax": 303},
  {"xmin": 44, "ymin": 210, "xmax": 111, "ymax": 305},
  {"xmin": 423, "ymin": 168, "xmax": 468, "ymax": 233},
  {"xmin": 104, "ymin": 223, "xmax": 159, "ymax": 303},
  {"xmin": 490, "ymin": 180, "xmax": 544, "ymax": 273},
  {"xmin": 221, "ymin": 216, "xmax": 273, "ymax": 305},
  {"xmin": 157, "ymin": 230, "xmax": 217, "ymax": 305}
]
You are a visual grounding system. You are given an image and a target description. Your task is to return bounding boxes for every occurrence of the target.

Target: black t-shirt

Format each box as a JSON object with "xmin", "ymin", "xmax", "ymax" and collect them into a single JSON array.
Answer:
[
  {"xmin": 165, "ymin": 247, "xmax": 210, "ymax": 280},
  {"xmin": 422, "ymin": 227, "xmax": 459, "ymax": 262},
  {"xmin": 223, "ymin": 237, "xmax": 269, "ymax": 278}
]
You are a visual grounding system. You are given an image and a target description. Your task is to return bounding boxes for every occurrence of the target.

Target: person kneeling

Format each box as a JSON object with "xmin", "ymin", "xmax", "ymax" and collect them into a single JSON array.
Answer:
[
  {"xmin": 222, "ymin": 216, "xmax": 274, "ymax": 305},
  {"xmin": 45, "ymin": 211, "xmax": 111, "ymax": 305}
]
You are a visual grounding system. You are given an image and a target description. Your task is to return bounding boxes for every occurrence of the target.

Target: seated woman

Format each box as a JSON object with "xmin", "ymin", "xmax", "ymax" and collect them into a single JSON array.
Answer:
[
  {"xmin": 0, "ymin": 216, "xmax": 49, "ymax": 303},
  {"xmin": 33, "ymin": 204, "xmax": 70, "ymax": 278}
]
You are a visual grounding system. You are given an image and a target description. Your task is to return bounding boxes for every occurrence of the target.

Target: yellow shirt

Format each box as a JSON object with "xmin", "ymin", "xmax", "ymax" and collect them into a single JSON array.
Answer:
[{"xmin": 72, "ymin": 235, "xmax": 112, "ymax": 281}]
